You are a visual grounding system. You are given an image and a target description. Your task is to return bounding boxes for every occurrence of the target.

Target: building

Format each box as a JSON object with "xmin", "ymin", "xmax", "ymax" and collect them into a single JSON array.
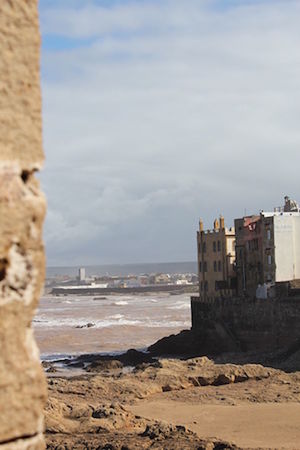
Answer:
[
  {"xmin": 79, "ymin": 267, "xmax": 86, "ymax": 282},
  {"xmin": 197, "ymin": 216, "xmax": 236, "ymax": 300},
  {"xmin": 234, "ymin": 214, "xmax": 262, "ymax": 297},
  {"xmin": 154, "ymin": 273, "xmax": 171, "ymax": 284},
  {"xmin": 235, "ymin": 196, "xmax": 300, "ymax": 297}
]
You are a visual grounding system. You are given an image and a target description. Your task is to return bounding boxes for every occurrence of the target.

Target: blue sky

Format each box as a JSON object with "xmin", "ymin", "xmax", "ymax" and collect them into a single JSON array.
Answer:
[
  {"xmin": 39, "ymin": 0, "xmax": 300, "ymax": 266},
  {"xmin": 41, "ymin": 35, "xmax": 95, "ymax": 51}
]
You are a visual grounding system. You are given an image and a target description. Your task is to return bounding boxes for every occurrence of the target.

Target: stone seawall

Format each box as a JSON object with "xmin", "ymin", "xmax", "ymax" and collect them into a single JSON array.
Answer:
[
  {"xmin": 191, "ymin": 296, "xmax": 300, "ymax": 352},
  {"xmin": 52, "ymin": 284, "xmax": 198, "ymax": 296}
]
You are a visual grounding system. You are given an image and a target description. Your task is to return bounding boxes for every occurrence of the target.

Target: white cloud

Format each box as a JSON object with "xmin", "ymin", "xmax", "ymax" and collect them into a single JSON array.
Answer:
[{"xmin": 40, "ymin": 0, "xmax": 300, "ymax": 265}]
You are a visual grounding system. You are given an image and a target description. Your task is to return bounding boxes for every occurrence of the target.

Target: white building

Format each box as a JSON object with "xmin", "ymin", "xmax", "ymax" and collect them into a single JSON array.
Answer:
[
  {"xmin": 266, "ymin": 211, "xmax": 300, "ymax": 282},
  {"xmin": 235, "ymin": 196, "xmax": 300, "ymax": 297},
  {"xmin": 79, "ymin": 267, "xmax": 86, "ymax": 282}
]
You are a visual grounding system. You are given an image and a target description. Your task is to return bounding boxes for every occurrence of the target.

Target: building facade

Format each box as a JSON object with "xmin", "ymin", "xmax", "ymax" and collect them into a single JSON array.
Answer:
[
  {"xmin": 197, "ymin": 216, "xmax": 236, "ymax": 300},
  {"xmin": 234, "ymin": 214, "xmax": 263, "ymax": 297},
  {"xmin": 79, "ymin": 267, "xmax": 86, "ymax": 282},
  {"xmin": 235, "ymin": 197, "xmax": 300, "ymax": 297}
]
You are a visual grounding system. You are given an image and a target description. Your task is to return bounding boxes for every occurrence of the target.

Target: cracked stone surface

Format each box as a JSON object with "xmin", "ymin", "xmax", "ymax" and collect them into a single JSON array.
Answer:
[{"xmin": 0, "ymin": 1, "xmax": 46, "ymax": 449}]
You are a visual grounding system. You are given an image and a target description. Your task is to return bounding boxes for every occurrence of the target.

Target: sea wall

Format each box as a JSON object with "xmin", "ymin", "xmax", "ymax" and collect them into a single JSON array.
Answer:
[
  {"xmin": 52, "ymin": 284, "xmax": 198, "ymax": 295},
  {"xmin": 191, "ymin": 296, "xmax": 300, "ymax": 352},
  {"xmin": 0, "ymin": 2, "xmax": 46, "ymax": 449}
]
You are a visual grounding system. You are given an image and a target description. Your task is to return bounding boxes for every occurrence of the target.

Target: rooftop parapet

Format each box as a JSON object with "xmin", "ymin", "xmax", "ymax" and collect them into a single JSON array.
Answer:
[
  {"xmin": 198, "ymin": 216, "xmax": 235, "ymax": 235},
  {"xmin": 200, "ymin": 227, "xmax": 235, "ymax": 235}
]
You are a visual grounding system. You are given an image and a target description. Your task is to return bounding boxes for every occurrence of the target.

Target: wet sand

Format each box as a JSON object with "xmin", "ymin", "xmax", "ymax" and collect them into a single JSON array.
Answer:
[
  {"xmin": 45, "ymin": 355, "xmax": 300, "ymax": 449},
  {"xmin": 130, "ymin": 401, "xmax": 300, "ymax": 449}
]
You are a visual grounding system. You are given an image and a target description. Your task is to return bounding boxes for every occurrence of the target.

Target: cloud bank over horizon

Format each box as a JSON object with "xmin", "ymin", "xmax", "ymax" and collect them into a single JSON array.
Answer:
[{"xmin": 40, "ymin": 0, "xmax": 300, "ymax": 266}]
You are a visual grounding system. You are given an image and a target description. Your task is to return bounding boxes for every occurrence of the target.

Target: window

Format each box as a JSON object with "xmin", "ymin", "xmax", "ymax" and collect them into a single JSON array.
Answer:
[
  {"xmin": 204, "ymin": 281, "xmax": 208, "ymax": 292},
  {"xmin": 214, "ymin": 261, "xmax": 217, "ymax": 272},
  {"xmin": 199, "ymin": 261, "xmax": 202, "ymax": 273},
  {"xmin": 218, "ymin": 261, "xmax": 222, "ymax": 272},
  {"xmin": 268, "ymin": 255, "xmax": 272, "ymax": 265},
  {"xmin": 217, "ymin": 240, "xmax": 221, "ymax": 251},
  {"xmin": 203, "ymin": 242, "xmax": 206, "ymax": 253},
  {"xmin": 267, "ymin": 229, "xmax": 271, "ymax": 240},
  {"xmin": 213, "ymin": 241, "xmax": 216, "ymax": 252},
  {"xmin": 200, "ymin": 281, "xmax": 203, "ymax": 291},
  {"xmin": 203, "ymin": 261, "xmax": 207, "ymax": 272}
]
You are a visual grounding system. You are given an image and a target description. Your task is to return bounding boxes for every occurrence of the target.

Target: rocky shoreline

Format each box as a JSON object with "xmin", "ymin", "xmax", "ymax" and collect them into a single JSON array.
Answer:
[
  {"xmin": 44, "ymin": 330, "xmax": 300, "ymax": 449},
  {"xmin": 43, "ymin": 327, "xmax": 300, "ymax": 375}
]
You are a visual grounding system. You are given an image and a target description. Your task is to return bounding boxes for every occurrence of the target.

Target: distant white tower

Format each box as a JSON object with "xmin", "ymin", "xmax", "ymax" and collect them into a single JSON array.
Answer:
[{"xmin": 79, "ymin": 267, "xmax": 86, "ymax": 282}]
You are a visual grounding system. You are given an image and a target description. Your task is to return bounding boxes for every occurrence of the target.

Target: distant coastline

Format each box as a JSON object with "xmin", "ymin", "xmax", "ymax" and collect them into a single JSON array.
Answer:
[
  {"xmin": 51, "ymin": 283, "xmax": 198, "ymax": 296},
  {"xmin": 46, "ymin": 261, "xmax": 197, "ymax": 278}
]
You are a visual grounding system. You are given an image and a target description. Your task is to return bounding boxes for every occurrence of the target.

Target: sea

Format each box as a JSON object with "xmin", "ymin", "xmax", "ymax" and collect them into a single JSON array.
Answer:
[{"xmin": 34, "ymin": 292, "xmax": 192, "ymax": 360}]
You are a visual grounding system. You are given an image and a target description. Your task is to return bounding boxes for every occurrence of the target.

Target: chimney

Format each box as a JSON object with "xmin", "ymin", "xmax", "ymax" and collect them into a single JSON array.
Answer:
[{"xmin": 199, "ymin": 219, "xmax": 204, "ymax": 232}]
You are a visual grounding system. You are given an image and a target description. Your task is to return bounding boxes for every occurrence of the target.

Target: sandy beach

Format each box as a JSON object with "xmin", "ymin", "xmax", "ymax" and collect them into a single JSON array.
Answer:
[
  {"xmin": 44, "ymin": 349, "xmax": 300, "ymax": 449},
  {"xmin": 36, "ymin": 292, "xmax": 300, "ymax": 449},
  {"xmin": 131, "ymin": 401, "xmax": 300, "ymax": 449}
]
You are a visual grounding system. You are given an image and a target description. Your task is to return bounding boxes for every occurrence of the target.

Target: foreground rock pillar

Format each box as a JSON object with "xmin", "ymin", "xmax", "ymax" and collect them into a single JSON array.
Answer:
[{"xmin": 0, "ymin": 1, "xmax": 47, "ymax": 449}]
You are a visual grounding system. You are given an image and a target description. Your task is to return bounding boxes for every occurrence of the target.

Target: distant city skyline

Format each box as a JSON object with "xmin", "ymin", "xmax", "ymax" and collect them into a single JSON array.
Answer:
[
  {"xmin": 40, "ymin": 0, "xmax": 300, "ymax": 266},
  {"xmin": 46, "ymin": 261, "xmax": 198, "ymax": 277}
]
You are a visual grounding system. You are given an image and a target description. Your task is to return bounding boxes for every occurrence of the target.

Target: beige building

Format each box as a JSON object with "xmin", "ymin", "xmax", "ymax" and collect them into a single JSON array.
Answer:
[{"xmin": 197, "ymin": 216, "xmax": 236, "ymax": 299}]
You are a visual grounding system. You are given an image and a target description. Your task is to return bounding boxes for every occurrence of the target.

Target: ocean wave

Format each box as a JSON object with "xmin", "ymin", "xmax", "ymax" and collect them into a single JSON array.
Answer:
[
  {"xmin": 33, "ymin": 317, "xmax": 142, "ymax": 328},
  {"xmin": 112, "ymin": 301, "xmax": 128, "ymax": 306},
  {"xmin": 147, "ymin": 320, "xmax": 190, "ymax": 328},
  {"xmin": 167, "ymin": 301, "xmax": 190, "ymax": 310},
  {"xmin": 109, "ymin": 314, "xmax": 124, "ymax": 319},
  {"xmin": 33, "ymin": 316, "xmax": 190, "ymax": 329},
  {"xmin": 33, "ymin": 318, "xmax": 49, "ymax": 324}
]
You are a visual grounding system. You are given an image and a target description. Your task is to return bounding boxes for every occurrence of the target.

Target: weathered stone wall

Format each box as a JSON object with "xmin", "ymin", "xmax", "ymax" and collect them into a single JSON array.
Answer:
[
  {"xmin": 0, "ymin": 1, "xmax": 46, "ymax": 449},
  {"xmin": 191, "ymin": 296, "xmax": 300, "ymax": 353}
]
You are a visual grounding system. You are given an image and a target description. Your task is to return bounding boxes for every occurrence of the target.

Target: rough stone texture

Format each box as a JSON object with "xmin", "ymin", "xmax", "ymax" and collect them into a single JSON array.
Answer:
[
  {"xmin": 0, "ymin": 1, "xmax": 46, "ymax": 449},
  {"xmin": 191, "ymin": 295, "xmax": 300, "ymax": 353}
]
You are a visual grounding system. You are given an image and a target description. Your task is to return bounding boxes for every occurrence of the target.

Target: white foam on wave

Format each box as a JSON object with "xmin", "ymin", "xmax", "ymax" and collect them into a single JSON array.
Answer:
[
  {"xmin": 33, "ymin": 316, "xmax": 143, "ymax": 328},
  {"xmin": 113, "ymin": 301, "xmax": 128, "ymax": 306},
  {"xmin": 109, "ymin": 314, "xmax": 124, "ymax": 319},
  {"xmin": 33, "ymin": 316, "xmax": 190, "ymax": 329},
  {"xmin": 33, "ymin": 318, "xmax": 49, "ymax": 324},
  {"xmin": 167, "ymin": 301, "xmax": 190, "ymax": 310},
  {"xmin": 146, "ymin": 319, "xmax": 190, "ymax": 328}
]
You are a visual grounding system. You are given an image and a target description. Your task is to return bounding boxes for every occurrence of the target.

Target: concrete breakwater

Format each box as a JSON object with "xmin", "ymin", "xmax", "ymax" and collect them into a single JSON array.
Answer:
[
  {"xmin": 52, "ymin": 284, "xmax": 198, "ymax": 295},
  {"xmin": 191, "ymin": 296, "xmax": 300, "ymax": 353}
]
